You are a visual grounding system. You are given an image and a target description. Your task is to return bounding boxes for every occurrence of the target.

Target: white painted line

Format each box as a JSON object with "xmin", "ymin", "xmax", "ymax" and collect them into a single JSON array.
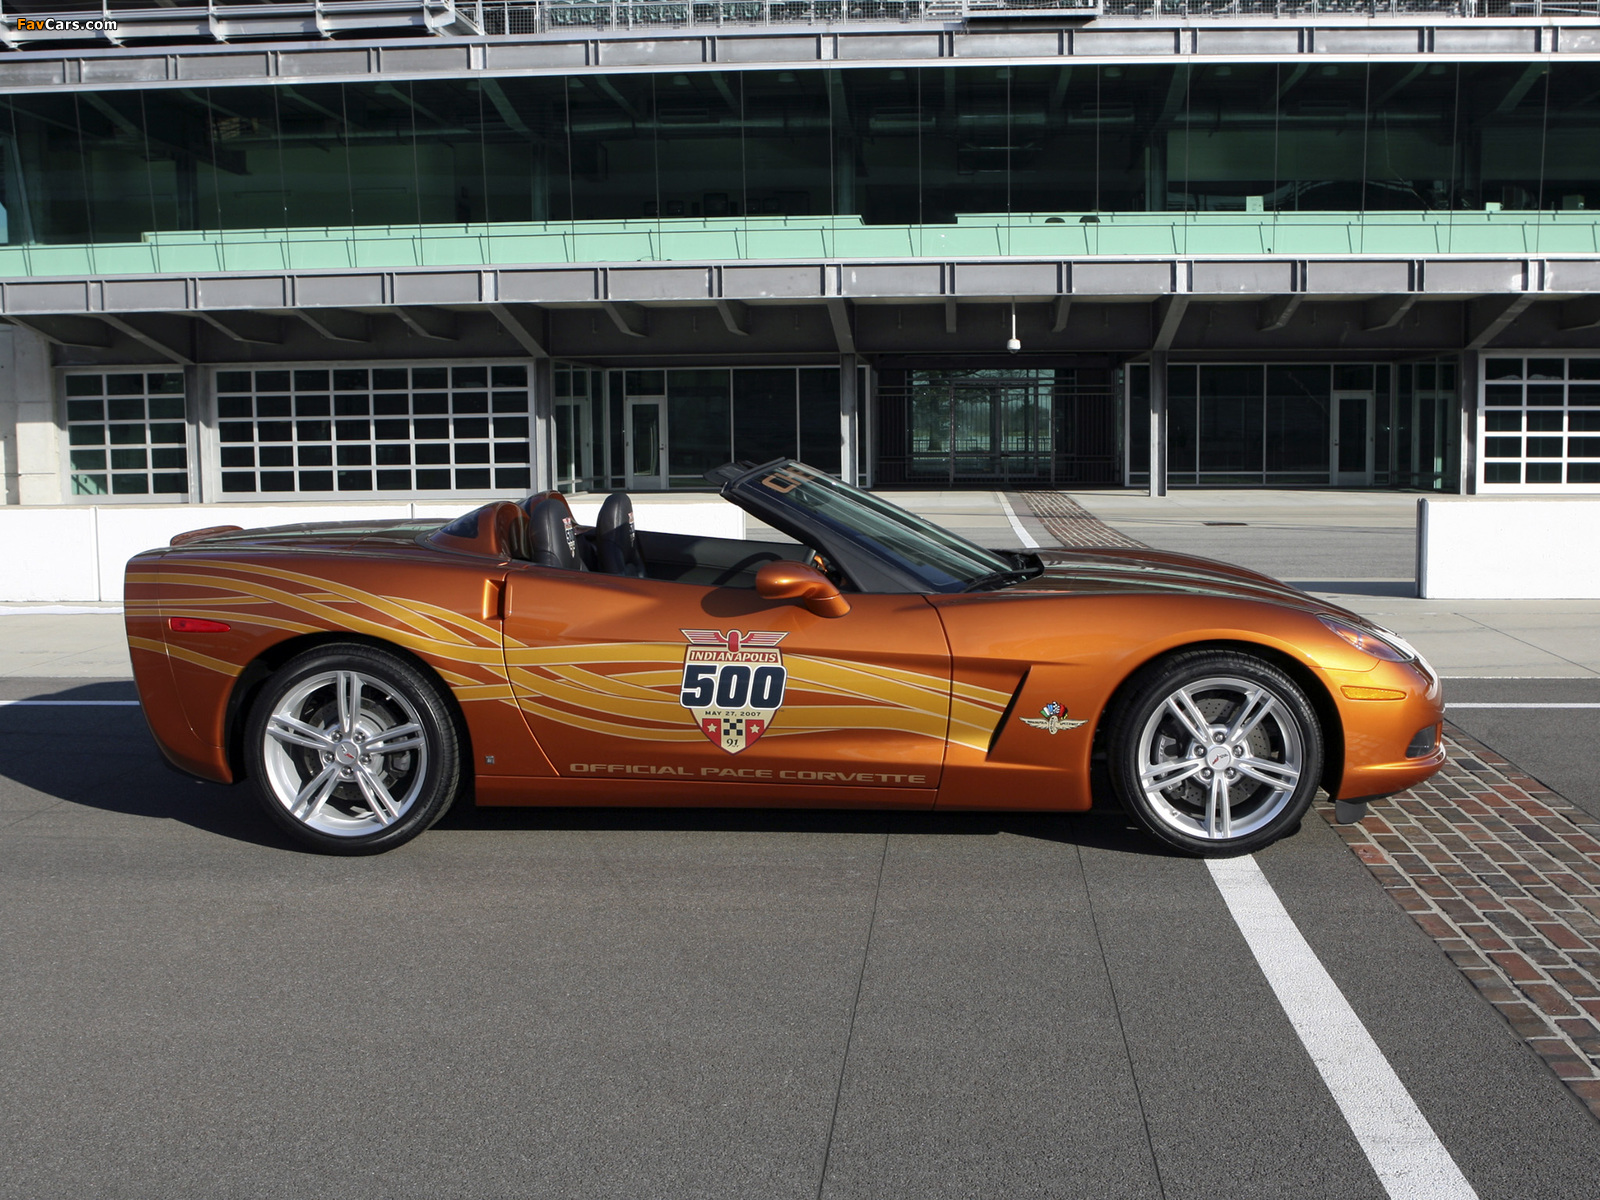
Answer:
[
  {"xmin": 1448, "ymin": 703, "xmax": 1600, "ymax": 709},
  {"xmin": 0, "ymin": 605, "xmax": 126, "ymax": 615},
  {"xmin": 0, "ymin": 700, "xmax": 140, "ymax": 707},
  {"xmin": 995, "ymin": 492, "xmax": 1040, "ymax": 549},
  {"xmin": 1208, "ymin": 856, "xmax": 1478, "ymax": 1200},
  {"xmin": 1441, "ymin": 676, "xmax": 1597, "ymax": 680}
]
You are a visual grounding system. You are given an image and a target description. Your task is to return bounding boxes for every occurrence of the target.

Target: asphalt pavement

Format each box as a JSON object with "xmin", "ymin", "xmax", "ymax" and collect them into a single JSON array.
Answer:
[
  {"xmin": 4, "ymin": 686, "xmax": 1599, "ymax": 1199},
  {"xmin": 3, "ymin": 490, "xmax": 1600, "ymax": 1198}
]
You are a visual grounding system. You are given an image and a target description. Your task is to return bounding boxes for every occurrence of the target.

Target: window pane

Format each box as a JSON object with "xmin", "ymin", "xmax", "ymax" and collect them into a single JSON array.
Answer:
[
  {"xmin": 666, "ymin": 369, "xmax": 732, "ymax": 482},
  {"xmin": 733, "ymin": 369, "xmax": 799, "ymax": 464}
]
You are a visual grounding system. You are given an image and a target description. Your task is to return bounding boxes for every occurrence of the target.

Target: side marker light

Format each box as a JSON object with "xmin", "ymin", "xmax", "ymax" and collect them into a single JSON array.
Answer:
[
  {"xmin": 1340, "ymin": 686, "xmax": 1406, "ymax": 701},
  {"xmin": 168, "ymin": 617, "xmax": 231, "ymax": 633}
]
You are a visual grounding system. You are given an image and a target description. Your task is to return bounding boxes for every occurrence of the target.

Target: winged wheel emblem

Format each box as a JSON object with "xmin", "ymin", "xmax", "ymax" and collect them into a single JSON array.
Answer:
[{"xmin": 1021, "ymin": 701, "xmax": 1086, "ymax": 736}]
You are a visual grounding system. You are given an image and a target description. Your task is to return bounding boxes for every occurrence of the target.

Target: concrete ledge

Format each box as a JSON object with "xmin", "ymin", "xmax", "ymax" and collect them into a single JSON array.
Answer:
[
  {"xmin": 0, "ymin": 499, "xmax": 743, "ymax": 603},
  {"xmin": 1418, "ymin": 498, "xmax": 1600, "ymax": 599}
]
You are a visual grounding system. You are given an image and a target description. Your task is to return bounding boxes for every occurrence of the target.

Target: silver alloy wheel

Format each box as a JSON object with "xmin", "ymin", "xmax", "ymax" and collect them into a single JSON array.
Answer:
[
  {"xmin": 1133, "ymin": 674, "xmax": 1305, "ymax": 843},
  {"xmin": 260, "ymin": 668, "xmax": 429, "ymax": 838}
]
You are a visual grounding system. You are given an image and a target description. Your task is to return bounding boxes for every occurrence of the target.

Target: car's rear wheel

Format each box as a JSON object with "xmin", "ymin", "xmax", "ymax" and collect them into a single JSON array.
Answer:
[
  {"xmin": 1107, "ymin": 650, "xmax": 1322, "ymax": 856},
  {"xmin": 244, "ymin": 643, "xmax": 461, "ymax": 854}
]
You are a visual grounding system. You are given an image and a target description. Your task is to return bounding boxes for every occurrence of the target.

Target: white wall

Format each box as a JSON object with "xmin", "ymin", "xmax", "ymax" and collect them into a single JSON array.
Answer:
[
  {"xmin": 1419, "ymin": 498, "xmax": 1600, "ymax": 599},
  {"xmin": 0, "ymin": 499, "xmax": 743, "ymax": 603}
]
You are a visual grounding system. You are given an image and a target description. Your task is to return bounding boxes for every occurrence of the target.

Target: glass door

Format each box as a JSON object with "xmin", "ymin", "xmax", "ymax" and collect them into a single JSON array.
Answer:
[
  {"xmin": 554, "ymin": 399, "xmax": 592, "ymax": 494},
  {"xmin": 625, "ymin": 398, "xmax": 667, "ymax": 490},
  {"xmin": 1331, "ymin": 391, "xmax": 1375, "ymax": 486}
]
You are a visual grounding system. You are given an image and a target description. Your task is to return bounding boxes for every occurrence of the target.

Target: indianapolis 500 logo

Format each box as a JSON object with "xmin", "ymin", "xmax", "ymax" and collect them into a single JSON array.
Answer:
[{"xmin": 678, "ymin": 629, "xmax": 788, "ymax": 754}]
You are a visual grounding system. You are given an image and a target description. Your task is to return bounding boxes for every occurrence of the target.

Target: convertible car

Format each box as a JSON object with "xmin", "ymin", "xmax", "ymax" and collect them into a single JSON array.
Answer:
[{"xmin": 125, "ymin": 459, "xmax": 1445, "ymax": 856}]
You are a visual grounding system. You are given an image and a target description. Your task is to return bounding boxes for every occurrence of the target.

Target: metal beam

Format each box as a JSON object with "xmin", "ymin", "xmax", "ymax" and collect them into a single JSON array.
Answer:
[
  {"xmin": 713, "ymin": 299, "xmax": 749, "ymax": 337},
  {"xmin": 1363, "ymin": 294, "xmax": 1418, "ymax": 332},
  {"xmin": 1373, "ymin": 64, "xmax": 1428, "ymax": 110},
  {"xmin": 195, "ymin": 311, "xmax": 281, "ymax": 346},
  {"xmin": 392, "ymin": 306, "xmax": 458, "ymax": 342},
  {"xmin": 1, "ymin": 315, "xmax": 111, "ymax": 349},
  {"xmin": 1559, "ymin": 297, "xmax": 1600, "ymax": 332},
  {"xmin": 1049, "ymin": 65, "xmax": 1073, "ymax": 112},
  {"xmin": 601, "ymin": 302, "xmax": 647, "ymax": 339},
  {"xmin": 1275, "ymin": 63, "xmax": 1310, "ymax": 101},
  {"xmin": 944, "ymin": 297, "xmax": 958, "ymax": 335},
  {"xmin": 1151, "ymin": 295, "xmax": 1189, "ymax": 353},
  {"xmin": 1494, "ymin": 63, "xmax": 1546, "ymax": 115},
  {"xmin": 289, "ymin": 309, "xmax": 369, "ymax": 344},
  {"xmin": 478, "ymin": 80, "xmax": 530, "ymax": 136},
  {"xmin": 1051, "ymin": 297, "xmax": 1071, "ymax": 334},
  {"xmin": 709, "ymin": 72, "xmax": 739, "ymax": 115},
  {"xmin": 1157, "ymin": 66, "xmax": 1188, "ymax": 126},
  {"xmin": 1466, "ymin": 294, "xmax": 1534, "ymax": 350},
  {"xmin": 826, "ymin": 300, "xmax": 855, "ymax": 354},
  {"xmin": 98, "ymin": 315, "xmax": 191, "ymax": 365},
  {"xmin": 485, "ymin": 303, "xmax": 549, "ymax": 358},
  {"xmin": 1258, "ymin": 294, "xmax": 1302, "ymax": 333},
  {"xmin": 592, "ymin": 76, "xmax": 644, "ymax": 123},
  {"xmin": 376, "ymin": 81, "xmax": 447, "ymax": 127}
]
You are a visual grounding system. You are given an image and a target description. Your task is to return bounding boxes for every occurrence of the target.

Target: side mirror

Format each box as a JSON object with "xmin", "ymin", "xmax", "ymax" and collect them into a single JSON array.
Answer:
[{"xmin": 755, "ymin": 561, "xmax": 851, "ymax": 618}]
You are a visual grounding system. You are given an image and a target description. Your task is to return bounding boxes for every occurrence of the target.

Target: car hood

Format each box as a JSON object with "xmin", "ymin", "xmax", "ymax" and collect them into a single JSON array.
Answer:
[{"xmin": 1003, "ymin": 547, "xmax": 1341, "ymax": 616}]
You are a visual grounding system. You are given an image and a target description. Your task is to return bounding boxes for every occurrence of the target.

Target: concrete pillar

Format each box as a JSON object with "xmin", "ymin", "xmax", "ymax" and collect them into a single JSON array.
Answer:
[
  {"xmin": 0, "ymin": 324, "xmax": 59, "ymax": 505},
  {"xmin": 186, "ymin": 364, "xmax": 211, "ymax": 504},
  {"xmin": 0, "ymin": 326, "xmax": 15, "ymax": 504},
  {"xmin": 839, "ymin": 353, "xmax": 858, "ymax": 486},
  {"xmin": 531, "ymin": 357, "xmax": 555, "ymax": 493},
  {"xmin": 861, "ymin": 363, "xmax": 876, "ymax": 490},
  {"xmin": 1148, "ymin": 351, "xmax": 1168, "ymax": 498},
  {"xmin": 1458, "ymin": 350, "xmax": 1479, "ymax": 495}
]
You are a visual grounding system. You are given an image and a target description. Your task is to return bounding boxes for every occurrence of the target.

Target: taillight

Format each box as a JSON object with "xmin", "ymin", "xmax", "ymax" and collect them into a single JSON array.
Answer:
[{"xmin": 168, "ymin": 617, "xmax": 231, "ymax": 633}]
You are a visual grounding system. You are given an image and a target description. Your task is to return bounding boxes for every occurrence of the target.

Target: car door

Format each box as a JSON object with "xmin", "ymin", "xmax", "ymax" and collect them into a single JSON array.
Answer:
[{"xmin": 500, "ymin": 567, "xmax": 950, "ymax": 804}]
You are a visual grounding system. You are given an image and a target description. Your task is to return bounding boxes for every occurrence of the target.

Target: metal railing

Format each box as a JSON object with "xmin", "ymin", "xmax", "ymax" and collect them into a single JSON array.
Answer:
[
  {"xmin": 468, "ymin": 0, "xmax": 1590, "ymax": 30},
  {"xmin": 2, "ymin": 0, "xmax": 1595, "ymax": 51}
]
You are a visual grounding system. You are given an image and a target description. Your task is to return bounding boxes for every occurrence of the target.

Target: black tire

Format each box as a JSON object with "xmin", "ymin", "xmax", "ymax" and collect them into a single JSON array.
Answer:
[
  {"xmin": 1106, "ymin": 649, "xmax": 1323, "ymax": 857},
  {"xmin": 244, "ymin": 643, "xmax": 462, "ymax": 855}
]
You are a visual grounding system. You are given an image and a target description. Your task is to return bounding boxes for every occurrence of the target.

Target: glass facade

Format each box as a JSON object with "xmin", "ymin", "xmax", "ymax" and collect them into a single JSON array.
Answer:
[
  {"xmin": 551, "ymin": 366, "xmax": 847, "ymax": 494},
  {"xmin": 1481, "ymin": 355, "xmax": 1600, "ymax": 490},
  {"xmin": 4, "ymin": 62, "xmax": 1598, "ymax": 249},
  {"xmin": 1128, "ymin": 361, "xmax": 1459, "ymax": 489},
  {"xmin": 876, "ymin": 367, "xmax": 1118, "ymax": 486}
]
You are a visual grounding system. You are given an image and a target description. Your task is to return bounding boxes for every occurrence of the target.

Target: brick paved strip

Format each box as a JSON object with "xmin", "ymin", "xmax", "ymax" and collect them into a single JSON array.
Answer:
[
  {"xmin": 1016, "ymin": 492, "xmax": 1148, "ymax": 550},
  {"xmin": 1323, "ymin": 724, "xmax": 1600, "ymax": 1122}
]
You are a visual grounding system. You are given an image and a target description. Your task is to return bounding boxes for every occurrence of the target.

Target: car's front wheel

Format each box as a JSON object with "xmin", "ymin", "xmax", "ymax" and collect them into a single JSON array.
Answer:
[
  {"xmin": 244, "ymin": 643, "xmax": 462, "ymax": 854},
  {"xmin": 1107, "ymin": 650, "xmax": 1323, "ymax": 856}
]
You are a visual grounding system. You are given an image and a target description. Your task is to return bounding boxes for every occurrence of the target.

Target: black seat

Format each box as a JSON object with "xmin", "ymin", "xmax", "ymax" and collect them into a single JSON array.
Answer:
[
  {"xmin": 595, "ymin": 492, "xmax": 646, "ymax": 578},
  {"xmin": 527, "ymin": 495, "xmax": 586, "ymax": 571}
]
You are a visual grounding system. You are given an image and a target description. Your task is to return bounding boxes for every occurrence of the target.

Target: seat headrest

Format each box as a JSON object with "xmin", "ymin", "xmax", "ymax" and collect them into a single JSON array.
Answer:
[
  {"xmin": 522, "ymin": 489, "xmax": 572, "ymax": 523},
  {"xmin": 596, "ymin": 491, "xmax": 634, "ymax": 537},
  {"xmin": 528, "ymin": 495, "xmax": 584, "ymax": 571}
]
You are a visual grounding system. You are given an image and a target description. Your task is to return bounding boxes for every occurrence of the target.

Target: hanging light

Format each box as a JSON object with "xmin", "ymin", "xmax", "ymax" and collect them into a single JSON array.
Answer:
[{"xmin": 1007, "ymin": 302, "xmax": 1021, "ymax": 354}]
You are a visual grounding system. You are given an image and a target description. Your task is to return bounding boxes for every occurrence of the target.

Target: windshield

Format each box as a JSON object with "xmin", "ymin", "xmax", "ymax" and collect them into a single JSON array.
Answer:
[{"xmin": 734, "ymin": 462, "xmax": 1015, "ymax": 592}]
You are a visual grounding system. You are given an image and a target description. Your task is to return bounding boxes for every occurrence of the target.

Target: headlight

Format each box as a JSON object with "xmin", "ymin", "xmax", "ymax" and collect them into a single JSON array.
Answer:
[{"xmin": 1318, "ymin": 615, "xmax": 1412, "ymax": 663}]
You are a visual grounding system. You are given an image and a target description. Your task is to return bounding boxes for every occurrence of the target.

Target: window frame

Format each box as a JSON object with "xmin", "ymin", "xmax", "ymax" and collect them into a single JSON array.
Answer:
[{"xmin": 57, "ymin": 367, "xmax": 197, "ymax": 505}]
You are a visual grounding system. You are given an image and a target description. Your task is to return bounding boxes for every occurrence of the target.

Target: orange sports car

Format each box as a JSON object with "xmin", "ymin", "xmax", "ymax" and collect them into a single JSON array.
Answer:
[{"xmin": 125, "ymin": 459, "xmax": 1445, "ymax": 856}]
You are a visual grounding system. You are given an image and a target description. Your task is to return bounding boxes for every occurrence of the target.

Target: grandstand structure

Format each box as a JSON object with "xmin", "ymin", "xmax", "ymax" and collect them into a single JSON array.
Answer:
[{"xmin": 1, "ymin": 0, "xmax": 1597, "ymax": 503}]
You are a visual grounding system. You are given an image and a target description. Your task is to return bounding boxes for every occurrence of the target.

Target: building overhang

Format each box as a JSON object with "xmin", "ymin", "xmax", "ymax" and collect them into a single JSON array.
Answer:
[{"xmin": 6, "ymin": 253, "xmax": 1600, "ymax": 366}]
